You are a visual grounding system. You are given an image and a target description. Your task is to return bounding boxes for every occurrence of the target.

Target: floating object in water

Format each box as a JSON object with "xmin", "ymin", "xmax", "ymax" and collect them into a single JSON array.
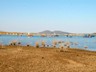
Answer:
[
  {"xmin": 74, "ymin": 42, "xmax": 78, "ymax": 45},
  {"xmin": 84, "ymin": 46, "xmax": 88, "ymax": 49}
]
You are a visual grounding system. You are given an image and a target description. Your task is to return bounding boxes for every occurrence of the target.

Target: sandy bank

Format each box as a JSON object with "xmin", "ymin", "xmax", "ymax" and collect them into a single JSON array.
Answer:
[{"xmin": 0, "ymin": 46, "xmax": 96, "ymax": 72}]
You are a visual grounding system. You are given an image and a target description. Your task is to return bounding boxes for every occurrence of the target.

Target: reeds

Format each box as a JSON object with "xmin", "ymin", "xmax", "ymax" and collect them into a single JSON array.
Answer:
[
  {"xmin": 59, "ymin": 43, "xmax": 68, "ymax": 52},
  {"xmin": 35, "ymin": 42, "xmax": 39, "ymax": 48},
  {"xmin": 18, "ymin": 42, "xmax": 21, "ymax": 45},
  {"xmin": 0, "ymin": 43, "xmax": 4, "ymax": 48},
  {"xmin": 9, "ymin": 40, "xmax": 22, "ymax": 48},
  {"xmin": 26, "ymin": 44, "xmax": 30, "ymax": 47},
  {"xmin": 9, "ymin": 41, "xmax": 17, "ymax": 46},
  {"xmin": 41, "ymin": 41, "xmax": 46, "ymax": 47},
  {"xmin": 65, "ymin": 41, "xmax": 70, "ymax": 48},
  {"xmin": 52, "ymin": 40, "xmax": 57, "ymax": 48}
]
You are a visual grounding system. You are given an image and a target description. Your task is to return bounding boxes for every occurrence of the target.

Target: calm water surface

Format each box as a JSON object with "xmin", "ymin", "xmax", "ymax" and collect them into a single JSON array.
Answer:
[{"xmin": 0, "ymin": 35, "xmax": 96, "ymax": 51}]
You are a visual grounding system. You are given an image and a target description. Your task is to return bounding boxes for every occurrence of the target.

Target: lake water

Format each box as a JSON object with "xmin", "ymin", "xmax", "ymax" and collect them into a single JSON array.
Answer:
[{"xmin": 0, "ymin": 35, "xmax": 96, "ymax": 51}]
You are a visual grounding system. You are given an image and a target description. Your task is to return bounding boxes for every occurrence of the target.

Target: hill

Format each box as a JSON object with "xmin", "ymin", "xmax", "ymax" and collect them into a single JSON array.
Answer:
[{"xmin": 39, "ymin": 30, "xmax": 70, "ymax": 35}]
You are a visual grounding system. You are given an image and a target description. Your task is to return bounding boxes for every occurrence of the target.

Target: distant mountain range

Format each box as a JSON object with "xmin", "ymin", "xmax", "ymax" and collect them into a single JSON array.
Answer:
[
  {"xmin": 0, "ymin": 30, "xmax": 96, "ymax": 35},
  {"xmin": 38, "ymin": 30, "xmax": 70, "ymax": 35}
]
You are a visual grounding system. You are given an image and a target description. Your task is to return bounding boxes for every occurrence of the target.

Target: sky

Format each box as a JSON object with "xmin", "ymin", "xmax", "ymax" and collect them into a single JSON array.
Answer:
[{"xmin": 0, "ymin": 0, "xmax": 96, "ymax": 33}]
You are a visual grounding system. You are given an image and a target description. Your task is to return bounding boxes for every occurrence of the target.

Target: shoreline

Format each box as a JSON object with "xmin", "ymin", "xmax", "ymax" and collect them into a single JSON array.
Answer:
[{"xmin": 0, "ymin": 45, "xmax": 96, "ymax": 52}]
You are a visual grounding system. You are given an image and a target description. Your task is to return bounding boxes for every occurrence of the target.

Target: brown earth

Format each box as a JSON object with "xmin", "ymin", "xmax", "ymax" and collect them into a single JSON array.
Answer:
[{"xmin": 0, "ymin": 46, "xmax": 96, "ymax": 72}]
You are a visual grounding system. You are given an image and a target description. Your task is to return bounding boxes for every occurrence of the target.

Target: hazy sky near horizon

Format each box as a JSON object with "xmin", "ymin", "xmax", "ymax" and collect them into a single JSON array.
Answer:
[{"xmin": 0, "ymin": 0, "xmax": 96, "ymax": 33}]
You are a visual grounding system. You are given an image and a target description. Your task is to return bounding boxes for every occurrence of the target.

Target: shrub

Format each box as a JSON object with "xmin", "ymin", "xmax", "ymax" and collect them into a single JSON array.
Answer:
[{"xmin": 35, "ymin": 42, "xmax": 39, "ymax": 48}]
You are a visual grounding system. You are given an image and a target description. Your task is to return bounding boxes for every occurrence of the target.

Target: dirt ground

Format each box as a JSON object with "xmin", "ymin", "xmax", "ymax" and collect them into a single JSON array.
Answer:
[{"xmin": 0, "ymin": 46, "xmax": 96, "ymax": 72}]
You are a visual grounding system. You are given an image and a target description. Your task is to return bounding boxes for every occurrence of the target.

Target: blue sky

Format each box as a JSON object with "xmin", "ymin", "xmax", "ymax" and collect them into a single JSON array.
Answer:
[{"xmin": 0, "ymin": 0, "xmax": 96, "ymax": 33}]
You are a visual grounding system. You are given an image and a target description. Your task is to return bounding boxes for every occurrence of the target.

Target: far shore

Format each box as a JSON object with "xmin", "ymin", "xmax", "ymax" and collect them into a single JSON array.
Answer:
[{"xmin": 0, "ymin": 46, "xmax": 96, "ymax": 72}]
